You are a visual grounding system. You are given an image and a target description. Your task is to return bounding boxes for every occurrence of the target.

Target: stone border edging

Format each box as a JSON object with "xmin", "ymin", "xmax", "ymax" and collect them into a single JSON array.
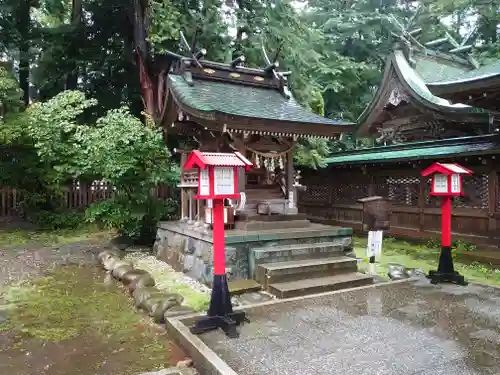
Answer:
[{"xmin": 97, "ymin": 249, "xmax": 196, "ymax": 324}]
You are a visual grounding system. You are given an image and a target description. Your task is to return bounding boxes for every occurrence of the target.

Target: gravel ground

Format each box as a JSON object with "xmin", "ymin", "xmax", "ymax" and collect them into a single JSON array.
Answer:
[{"xmin": 0, "ymin": 241, "xmax": 103, "ymax": 290}]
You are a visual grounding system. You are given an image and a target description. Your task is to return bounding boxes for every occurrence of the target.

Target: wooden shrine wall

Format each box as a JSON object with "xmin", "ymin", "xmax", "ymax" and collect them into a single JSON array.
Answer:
[{"xmin": 298, "ymin": 163, "xmax": 499, "ymax": 246}]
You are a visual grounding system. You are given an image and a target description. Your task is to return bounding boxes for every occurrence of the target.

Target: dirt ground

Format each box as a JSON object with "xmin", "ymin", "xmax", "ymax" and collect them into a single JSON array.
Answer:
[{"xmin": 0, "ymin": 236, "xmax": 187, "ymax": 375}]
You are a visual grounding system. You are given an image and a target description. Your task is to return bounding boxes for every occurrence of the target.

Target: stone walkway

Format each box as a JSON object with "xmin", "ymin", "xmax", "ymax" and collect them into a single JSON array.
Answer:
[{"xmin": 199, "ymin": 279, "xmax": 500, "ymax": 375}]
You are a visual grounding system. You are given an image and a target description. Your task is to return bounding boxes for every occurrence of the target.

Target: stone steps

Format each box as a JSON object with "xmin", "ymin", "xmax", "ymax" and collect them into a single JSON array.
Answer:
[
  {"xmin": 268, "ymin": 273, "xmax": 373, "ymax": 299},
  {"xmin": 250, "ymin": 242, "xmax": 346, "ymax": 279},
  {"xmin": 256, "ymin": 256, "xmax": 357, "ymax": 289},
  {"xmin": 235, "ymin": 219, "xmax": 311, "ymax": 231}
]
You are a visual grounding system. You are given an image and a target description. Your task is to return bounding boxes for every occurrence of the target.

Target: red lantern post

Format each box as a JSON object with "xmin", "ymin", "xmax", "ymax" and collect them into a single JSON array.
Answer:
[
  {"xmin": 421, "ymin": 162, "xmax": 472, "ymax": 286},
  {"xmin": 183, "ymin": 151, "xmax": 252, "ymax": 338}
]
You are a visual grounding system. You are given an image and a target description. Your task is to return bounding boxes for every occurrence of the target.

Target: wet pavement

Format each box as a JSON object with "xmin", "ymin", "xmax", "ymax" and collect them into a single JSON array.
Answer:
[{"xmin": 200, "ymin": 279, "xmax": 500, "ymax": 375}]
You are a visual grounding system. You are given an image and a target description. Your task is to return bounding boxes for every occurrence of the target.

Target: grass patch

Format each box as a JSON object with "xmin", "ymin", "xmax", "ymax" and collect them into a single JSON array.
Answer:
[
  {"xmin": 1, "ymin": 265, "xmax": 174, "ymax": 372},
  {"xmin": 0, "ymin": 225, "xmax": 114, "ymax": 247},
  {"xmin": 354, "ymin": 236, "xmax": 500, "ymax": 286}
]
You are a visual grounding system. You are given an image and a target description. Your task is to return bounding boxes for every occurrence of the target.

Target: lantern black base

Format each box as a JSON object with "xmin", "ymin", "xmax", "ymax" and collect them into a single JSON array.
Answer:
[
  {"xmin": 428, "ymin": 270, "xmax": 468, "ymax": 286},
  {"xmin": 189, "ymin": 274, "xmax": 249, "ymax": 338},
  {"xmin": 427, "ymin": 246, "xmax": 468, "ymax": 286}
]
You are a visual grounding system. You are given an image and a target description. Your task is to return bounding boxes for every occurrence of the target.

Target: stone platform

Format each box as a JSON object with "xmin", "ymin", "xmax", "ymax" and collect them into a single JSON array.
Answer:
[
  {"xmin": 167, "ymin": 280, "xmax": 500, "ymax": 375},
  {"xmin": 154, "ymin": 221, "xmax": 353, "ymax": 286}
]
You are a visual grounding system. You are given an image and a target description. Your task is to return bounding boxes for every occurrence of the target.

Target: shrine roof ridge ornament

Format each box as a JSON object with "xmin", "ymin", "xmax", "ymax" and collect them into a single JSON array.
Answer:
[{"xmin": 382, "ymin": 8, "xmax": 500, "ymax": 111}]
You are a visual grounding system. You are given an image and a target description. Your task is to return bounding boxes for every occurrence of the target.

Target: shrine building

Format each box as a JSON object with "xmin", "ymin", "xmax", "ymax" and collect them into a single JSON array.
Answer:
[
  {"xmin": 299, "ymin": 22, "xmax": 500, "ymax": 247},
  {"xmin": 154, "ymin": 35, "xmax": 373, "ymax": 297}
]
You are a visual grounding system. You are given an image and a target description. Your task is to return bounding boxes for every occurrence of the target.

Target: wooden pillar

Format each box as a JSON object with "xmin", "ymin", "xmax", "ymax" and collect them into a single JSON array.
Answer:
[
  {"xmin": 418, "ymin": 175, "xmax": 426, "ymax": 232},
  {"xmin": 233, "ymin": 135, "xmax": 246, "ymax": 194},
  {"xmin": 487, "ymin": 170, "xmax": 497, "ymax": 234},
  {"xmin": 180, "ymin": 152, "xmax": 188, "ymax": 220},
  {"xmin": 286, "ymin": 148, "xmax": 294, "ymax": 205},
  {"xmin": 367, "ymin": 174, "xmax": 375, "ymax": 196}
]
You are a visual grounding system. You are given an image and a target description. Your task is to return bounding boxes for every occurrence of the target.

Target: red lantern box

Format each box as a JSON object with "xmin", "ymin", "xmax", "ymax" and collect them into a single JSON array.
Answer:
[
  {"xmin": 421, "ymin": 162, "xmax": 472, "ymax": 197},
  {"xmin": 184, "ymin": 150, "xmax": 252, "ymax": 200}
]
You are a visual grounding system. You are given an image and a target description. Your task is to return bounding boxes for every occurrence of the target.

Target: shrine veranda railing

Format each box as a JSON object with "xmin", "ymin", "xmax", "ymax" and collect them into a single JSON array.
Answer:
[{"xmin": 298, "ymin": 166, "xmax": 499, "ymax": 246}]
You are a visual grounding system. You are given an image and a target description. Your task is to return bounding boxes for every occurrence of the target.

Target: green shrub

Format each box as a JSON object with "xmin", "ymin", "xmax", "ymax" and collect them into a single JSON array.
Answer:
[{"xmin": 86, "ymin": 196, "xmax": 178, "ymax": 244}]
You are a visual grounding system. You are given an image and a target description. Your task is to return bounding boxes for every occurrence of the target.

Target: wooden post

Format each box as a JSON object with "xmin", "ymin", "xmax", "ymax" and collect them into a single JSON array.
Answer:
[
  {"xmin": 367, "ymin": 174, "xmax": 375, "ymax": 196},
  {"xmin": 233, "ymin": 135, "xmax": 246, "ymax": 196},
  {"xmin": 286, "ymin": 148, "xmax": 294, "ymax": 210},
  {"xmin": 418, "ymin": 176, "xmax": 426, "ymax": 232},
  {"xmin": 180, "ymin": 152, "xmax": 188, "ymax": 220},
  {"xmin": 488, "ymin": 170, "xmax": 497, "ymax": 234}
]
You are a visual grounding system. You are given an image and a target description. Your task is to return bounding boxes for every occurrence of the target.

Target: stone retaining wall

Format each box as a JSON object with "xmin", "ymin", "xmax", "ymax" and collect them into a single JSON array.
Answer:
[{"xmin": 154, "ymin": 222, "xmax": 353, "ymax": 286}]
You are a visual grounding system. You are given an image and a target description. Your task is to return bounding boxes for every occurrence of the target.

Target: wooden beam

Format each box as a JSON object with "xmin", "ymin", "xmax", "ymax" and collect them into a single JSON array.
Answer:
[
  {"xmin": 449, "ymin": 45, "xmax": 472, "ymax": 53},
  {"xmin": 425, "ymin": 37, "xmax": 449, "ymax": 47}
]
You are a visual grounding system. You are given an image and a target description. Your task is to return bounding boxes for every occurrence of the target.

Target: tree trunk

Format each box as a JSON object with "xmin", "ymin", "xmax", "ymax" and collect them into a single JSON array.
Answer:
[
  {"xmin": 130, "ymin": 0, "xmax": 171, "ymax": 128},
  {"xmin": 16, "ymin": 0, "xmax": 31, "ymax": 106},
  {"xmin": 65, "ymin": 0, "xmax": 83, "ymax": 90}
]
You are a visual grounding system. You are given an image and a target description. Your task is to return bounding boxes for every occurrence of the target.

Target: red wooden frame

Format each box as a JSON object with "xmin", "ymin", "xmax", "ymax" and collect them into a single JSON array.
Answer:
[
  {"xmin": 421, "ymin": 162, "xmax": 472, "ymax": 197},
  {"xmin": 184, "ymin": 151, "xmax": 252, "ymax": 200}
]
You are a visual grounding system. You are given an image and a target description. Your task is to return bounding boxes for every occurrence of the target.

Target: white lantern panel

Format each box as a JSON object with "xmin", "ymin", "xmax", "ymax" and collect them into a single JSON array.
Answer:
[
  {"xmin": 214, "ymin": 167, "xmax": 234, "ymax": 195},
  {"xmin": 451, "ymin": 174, "xmax": 460, "ymax": 193},
  {"xmin": 433, "ymin": 174, "xmax": 448, "ymax": 193},
  {"xmin": 205, "ymin": 207, "xmax": 228, "ymax": 224},
  {"xmin": 199, "ymin": 169, "xmax": 210, "ymax": 196}
]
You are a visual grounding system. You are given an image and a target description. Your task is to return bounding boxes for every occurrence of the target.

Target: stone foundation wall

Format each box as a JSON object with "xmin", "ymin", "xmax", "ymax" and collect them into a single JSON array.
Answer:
[{"xmin": 154, "ymin": 222, "xmax": 353, "ymax": 286}]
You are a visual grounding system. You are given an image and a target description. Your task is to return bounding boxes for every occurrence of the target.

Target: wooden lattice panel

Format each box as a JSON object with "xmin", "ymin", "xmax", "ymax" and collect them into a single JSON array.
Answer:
[
  {"xmin": 454, "ymin": 174, "xmax": 489, "ymax": 209},
  {"xmin": 300, "ymin": 184, "xmax": 330, "ymax": 203},
  {"xmin": 386, "ymin": 177, "xmax": 420, "ymax": 206},
  {"xmin": 425, "ymin": 174, "xmax": 489, "ymax": 209},
  {"xmin": 373, "ymin": 176, "xmax": 389, "ymax": 197},
  {"xmin": 331, "ymin": 182, "xmax": 370, "ymax": 204}
]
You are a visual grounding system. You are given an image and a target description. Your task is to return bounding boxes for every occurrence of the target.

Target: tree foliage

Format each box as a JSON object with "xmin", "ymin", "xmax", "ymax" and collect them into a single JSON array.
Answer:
[{"xmin": 0, "ymin": 0, "xmax": 498, "ymax": 236}]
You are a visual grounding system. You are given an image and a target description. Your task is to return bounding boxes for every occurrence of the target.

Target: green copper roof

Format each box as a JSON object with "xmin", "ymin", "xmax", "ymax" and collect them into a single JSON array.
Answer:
[
  {"xmin": 427, "ymin": 60, "xmax": 500, "ymax": 85},
  {"xmin": 394, "ymin": 51, "xmax": 474, "ymax": 110},
  {"xmin": 414, "ymin": 55, "xmax": 470, "ymax": 83},
  {"xmin": 356, "ymin": 51, "xmax": 489, "ymax": 136},
  {"xmin": 325, "ymin": 135, "xmax": 500, "ymax": 165},
  {"xmin": 168, "ymin": 74, "xmax": 351, "ymax": 126}
]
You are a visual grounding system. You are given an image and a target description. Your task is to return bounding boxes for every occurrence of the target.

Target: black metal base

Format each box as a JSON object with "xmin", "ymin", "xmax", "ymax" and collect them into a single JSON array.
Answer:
[
  {"xmin": 427, "ymin": 270, "xmax": 468, "ymax": 286},
  {"xmin": 427, "ymin": 246, "xmax": 468, "ymax": 286},
  {"xmin": 189, "ymin": 274, "xmax": 249, "ymax": 338},
  {"xmin": 190, "ymin": 311, "xmax": 248, "ymax": 338}
]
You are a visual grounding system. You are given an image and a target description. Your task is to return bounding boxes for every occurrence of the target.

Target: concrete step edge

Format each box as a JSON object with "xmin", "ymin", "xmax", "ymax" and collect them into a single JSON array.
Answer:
[
  {"xmin": 258, "ymin": 256, "xmax": 357, "ymax": 271},
  {"xmin": 269, "ymin": 273, "xmax": 373, "ymax": 292},
  {"xmin": 252, "ymin": 242, "xmax": 344, "ymax": 253}
]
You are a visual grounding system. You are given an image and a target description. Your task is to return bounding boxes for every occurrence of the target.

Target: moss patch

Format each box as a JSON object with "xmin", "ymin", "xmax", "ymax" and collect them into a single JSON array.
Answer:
[
  {"xmin": 1, "ymin": 265, "xmax": 178, "ymax": 374},
  {"xmin": 126, "ymin": 254, "xmax": 211, "ymax": 312},
  {"xmin": 354, "ymin": 236, "xmax": 500, "ymax": 286}
]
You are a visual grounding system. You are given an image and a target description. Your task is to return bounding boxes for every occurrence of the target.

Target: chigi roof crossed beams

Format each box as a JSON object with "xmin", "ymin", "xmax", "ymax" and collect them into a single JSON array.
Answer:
[
  {"xmin": 162, "ymin": 33, "xmax": 353, "ymax": 141},
  {"xmin": 356, "ymin": 11, "xmax": 500, "ymax": 144}
]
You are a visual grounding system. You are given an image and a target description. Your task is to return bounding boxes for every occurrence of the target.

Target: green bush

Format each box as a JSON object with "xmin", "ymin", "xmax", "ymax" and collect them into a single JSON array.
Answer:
[{"xmin": 86, "ymin": 196, "xmax": 178, "ymax": 244}]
